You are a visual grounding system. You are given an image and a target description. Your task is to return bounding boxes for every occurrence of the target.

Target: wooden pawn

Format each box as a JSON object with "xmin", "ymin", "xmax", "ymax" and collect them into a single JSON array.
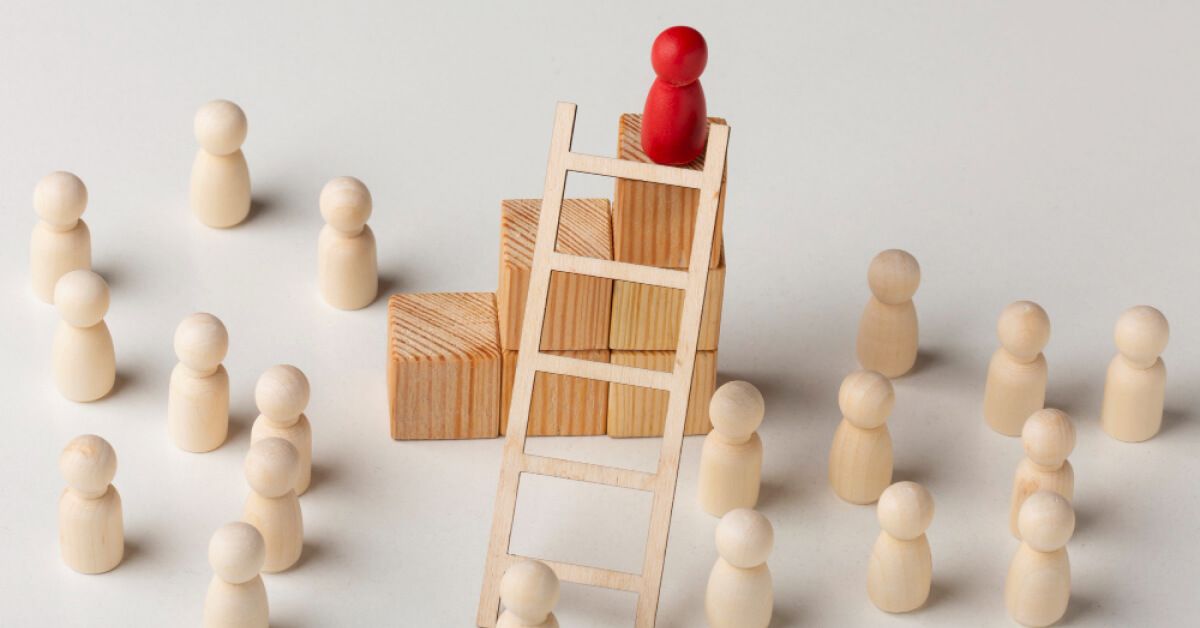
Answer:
[
  {"xmin": 1006, "ymin": 491, "xmax": 1074, "ymax": 627},
  {"xmin": 59, "ymin": 435, "xmax": 123, "ymax": 574},
  {"xmin": 1009, "ymin": 409, "xmax": 1075, "ymax": 538},
  {"xmin": 1101, "ymin": 306, "xmax": 1169, "ymax": 442},
  {"xmin": 856, "ymin": 249, "xmax": 919, "ymax": 378},
  {"xmin": 829, "ymin": 370, "xmax": 894, "ymax": 504},
  {"xmin": 497, "ymin": 559, "xmax": 559, "ymax": 628},
  {"xmin": 203, "ymin": 522, "xmax": 269, "ymax": 628},
  {"xmin": 984, "ymin": 301, "xmax": 1051, "ymax": 436},
  {"xmin": 705, "ymin": 508, "xmax": 774, "ymax": 628},
  {"xmin": 867, "ymin": 481, "xmax": 934, "ymax": 613},
  {"xmin": 698, "ymin": 380, "xmax": 765, "ymax": 516}
]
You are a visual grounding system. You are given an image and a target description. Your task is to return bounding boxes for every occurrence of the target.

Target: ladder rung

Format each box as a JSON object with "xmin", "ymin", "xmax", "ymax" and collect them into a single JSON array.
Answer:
[
  {"xmin": 509, "ymin": 555, "xmax": 643, "ymax": 592},
  {"xmin": 549, "ymin": 252, "xmax": 689, "ymax": 289},
  {"xmin": 522, "ymin": 454, "xmax": 657, "ymax": 491},
  {"xmin": 534, "ymin": 353, "xmax": 673, "ymax": 390},
  {"xmin": 565, "ymin": 152, "xmax": 704, "ymax": 189}
]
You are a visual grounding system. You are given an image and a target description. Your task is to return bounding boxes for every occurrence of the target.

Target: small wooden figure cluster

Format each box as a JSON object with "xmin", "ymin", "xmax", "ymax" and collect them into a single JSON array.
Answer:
[{"xmin": 387, "ymin": 106, "xmax": 728, "ymax": 440}]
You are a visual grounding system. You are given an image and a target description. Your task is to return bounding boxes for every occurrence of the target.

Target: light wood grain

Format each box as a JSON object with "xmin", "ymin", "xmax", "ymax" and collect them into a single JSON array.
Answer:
[
  {"xmin": 610, "ymin": 248, "xmax": 724, "ymax": 350},
  {"xmin": 478, "ymin": 103, "xmax": 731, "ymax": 628},
  {"xmin": 501, "ymin": 350, "xmax": 608, "ymax": 436},
  {"xmin": 388, "ymin": 292, "xmax": 501, "ymax": 440},
  {"xmin": 612, "ymin": 113, "xmax": 726, "ymax": 269},
  {"xmin": 607, "ymin": 351, "xmax": 717, "ymax": 437},
  {"xmin": 498, "ymin": 198, "xmax": 613, "ymax": 351}
]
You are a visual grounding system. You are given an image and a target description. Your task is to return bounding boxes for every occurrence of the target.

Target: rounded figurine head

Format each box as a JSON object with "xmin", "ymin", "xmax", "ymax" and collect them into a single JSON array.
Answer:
[
  {"xmin": 866, "ymin": 249, "xmax": 920, "ymax": 304},
  {"xmin": 34, "ymin": 171, "xmax": 88, "ymax": 229},
  {"xmin": 715, "ymin": 508, "xmax": 774, "ymax": 569},
  {"xmin": 194, "ymin": 99, "xmax": 248, "ymax": 156},
  {"xmin": 319, "ymin": 176, "xmax": 373, "ymax": 233},
  {"xmin": 208, "ymin": 522, "xmax": 265, "ymax": 584},
  {"xmin": 651, "ymin": 26, "xmax": 707, "ymax": 85},
  {"xmin": 244, "ymin": 437, "xmax": 300, "ymax": 498},
  {"xmin": 1114, "ymin": 306, "xmax": 1169, "ymax": 369},
  {"xmin": 54, "ymin": 270, "xmax": 110, "ymax": 327},
  {"xmin": 709, "ymin": 380, "xmax": 764, "ymax": 441},
  {"xmin": 59, "ymin": 434, "xmax": 116, "ymax": 498},
  {"xmin": 838, "ymin": 370, "xmax": 894, "ymax": 429},
  {"xmin": 1022, "ymin": 408, "xmax": 1075, "ymax": 468},
  {"xmin": 997, "ymin": 300, "xmax": 1051, "ymax": 362},
  {"xmin": 174, "ymin": 313, "xmax": 228, "ymax": 373},
  {"xmin": 500, "ymin": 559, "xmax": 559, "ymax": 623},
  {"xmin": 1018, "ymin": 491, "xmax": 1075, "ymax": 552},
  {"xmin": 877, "ymin": 481, "xmax": 934, "ymax": 541},
  {"xmin": 255, "ymin": 365, "xmax": 310, "ymax": 420}
]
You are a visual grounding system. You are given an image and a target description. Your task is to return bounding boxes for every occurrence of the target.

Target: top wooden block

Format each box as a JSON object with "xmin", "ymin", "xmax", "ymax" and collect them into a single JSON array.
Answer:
[
  {"xmin": 613, "ymin": 113, "xmax": 727, "ymax": 269},
  {"xmin": 498, "ymin": 198, "xmax": 613, "ymax": 351}
]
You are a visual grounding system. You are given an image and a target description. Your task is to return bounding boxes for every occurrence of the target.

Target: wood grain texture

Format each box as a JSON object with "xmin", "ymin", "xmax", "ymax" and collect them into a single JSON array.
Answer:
[
  {"xmin": 388, "ymin": 292, "xmax": 501, "ymax": 440},
  {"xmin": 613, "ymin": 113, "xmax": 726, "ymax": 269},
  {"xmin": 500, "ymin": 350, "xmax": 609, "ymax": 436},
  {"xmin": 498, "ymin": 198, "xmax": 613, "ymax": 351},
  {"xmin": 479, "ymin": 103, "xmax": 730, "ymax": 628},
  {"xmin": 607, "ymin": 351, "xmax": 717, "ymax": 437},
  {"xmin": 610, "ymin": 248, "xmax": 725, "ymax": 350}
]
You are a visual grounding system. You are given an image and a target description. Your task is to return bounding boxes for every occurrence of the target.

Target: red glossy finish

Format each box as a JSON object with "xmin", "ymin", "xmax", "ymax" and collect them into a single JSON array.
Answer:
[{"xmin": 641, "ymin": 26, "xmax": 709, "ymax": 165}]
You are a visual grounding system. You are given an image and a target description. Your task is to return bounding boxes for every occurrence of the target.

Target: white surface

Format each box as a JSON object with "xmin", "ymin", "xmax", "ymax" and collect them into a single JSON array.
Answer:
[{"xmin": 2, "ymin": 1, "xmax": 1198, "ymax": 626}]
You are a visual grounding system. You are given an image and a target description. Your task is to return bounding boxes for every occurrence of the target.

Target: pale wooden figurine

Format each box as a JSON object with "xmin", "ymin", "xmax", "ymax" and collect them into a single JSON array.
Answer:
[
  {"xmin": 251, "ymin": 365, "xmax": 312, "ymax": 495},
  {"xmin": 168, "ymin": 313, "xmax": 230, "ymax": 452},
  {"xmin": 242, "ymin": 438, "xmax": 303, "ymax": 573},
  {"xmin": 984, "ymin": 300, "xmax": 1051, "ymax": 436},
  {"xmin": 829, "ymin": 370, "xmax": 895, "ymax": 504},
  {"xmin": 31, "ymin": 171, "xmax": 91, "ymax": 303},
  {"xmin": 52, "ymin": 270, "xmax": 115, "ymax": 402},
  {"xmin": 1009, "ymin": 409, "xmax": 1075, "ymax": 538},
  {"xmin": 867, "ymin": 481, "xmax": 934, "ymax": 613},
  {"xmin": 203, "ymin": 522, "xmax": 269, "ymax": 628},
  {"xmin": 856, "ymin": 249, "xmax": 920, "ymax": 378},
  {"xmin": 497, "ymin": 559, "xmax": 560, "ymax": 628},
  {"xmin": 318, "ymin": 176, "xmax": 378, "ymax": 310},
  {"xmin": 706, "ymin": 508, "xmax": 774, "ymax": 628},
  {"xmin": 1101, "ymin": 306, "xmax": 1169, "ymax": 442},
  {"xmin": 59, "ymin": 434, "xmax": 123, "ymax": 573},
  {"xmin": 699, "ymin": 380, "xmax": 765, "ymax": 516},
  {"xmin": 1006, "ymin": 491, "xmax": 1074, "ymax": 627},
  {"xmin": 191, "ymin": 100, "xmax": 251, "ymax": 228}
]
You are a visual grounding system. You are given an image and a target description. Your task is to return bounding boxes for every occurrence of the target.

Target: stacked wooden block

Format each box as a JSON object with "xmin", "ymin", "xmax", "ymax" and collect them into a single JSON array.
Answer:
[{"xmin": 388, "ymin": 114, "xmax": 728, "ymax": 439}]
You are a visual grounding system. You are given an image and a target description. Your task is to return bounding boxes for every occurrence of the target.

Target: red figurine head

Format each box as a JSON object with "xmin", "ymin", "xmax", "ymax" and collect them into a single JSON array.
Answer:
[{"xmin": 651, "ymin": 26, "xmax": 708, "ymax": 86}]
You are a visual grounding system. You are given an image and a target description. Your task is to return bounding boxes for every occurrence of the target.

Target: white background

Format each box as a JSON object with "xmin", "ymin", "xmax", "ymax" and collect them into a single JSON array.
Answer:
[{"xmin": 2, "ymin": 1, "xmax": 1198, "ymax": 626}]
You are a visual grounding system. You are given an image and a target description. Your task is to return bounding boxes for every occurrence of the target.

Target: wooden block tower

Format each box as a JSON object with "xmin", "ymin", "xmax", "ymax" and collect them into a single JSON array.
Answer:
[{"xmin": 386, "ymin": 113, "xmax": 730, "ymax": 439}]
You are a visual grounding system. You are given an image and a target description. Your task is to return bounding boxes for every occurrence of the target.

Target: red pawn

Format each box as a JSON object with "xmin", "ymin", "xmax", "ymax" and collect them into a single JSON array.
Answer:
[{"xmin": 641, "ymin": 26, "xmax": 708, "ymax": 165}]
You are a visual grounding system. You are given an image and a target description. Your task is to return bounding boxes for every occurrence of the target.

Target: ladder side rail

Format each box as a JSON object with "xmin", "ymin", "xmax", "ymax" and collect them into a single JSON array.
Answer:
[
  {"xmin": 477, "ymin": 102, "xmax": 577, "ymax": 627},
  {"xmin": 632, "ymin": 123, "xmax": 731, "ymax": 627}
]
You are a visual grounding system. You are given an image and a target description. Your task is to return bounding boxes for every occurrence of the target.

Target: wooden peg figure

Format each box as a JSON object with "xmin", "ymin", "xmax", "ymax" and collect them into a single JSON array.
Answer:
[
  {"xmin": 52, "ymin": 270, "xmax": 115, "ymax": 402},
  {"xmin": 1006, "ymin": 491, "xmax": 1074, "ymax": 627},
  {"xmin": 699, "ymin": 380, "xmax": 765, "ymax": 516},
  {"xmin": 30, "ymin": 171, "xmax": 91, "ymax": 303},
  {"xmin": 191, "ymin": 99, "xmax": 251, "ymax": 228},
  {"xmin": 829, "ymin": 370, "xmax": 894, "ymax": 504},
  {"xmin": 318, "ymin": 176, "xmax": 378, "ymax": 310},
  {"xmin": 203, "ymin": 522, "xmax": 269, "ymax": 628},
  {"xmin": 168, "ymin": 313, "xmax": 230, "ymax": 452},
  {"xmin": 640, "ymin": 26, "xmax": 709, "ymax": 165},
  {"xmin": 856, "ymin": 249, "xmax": 920, "ymax": 378},
  {"xmin": 985, "ymin": 301, "xmax": 1051, "ymax": 436},
  {"xmin": 251, "ymin": 365, "xmax": 312, "ymax": 495},
  {"xmin": 59, "ymin": 434, "xmax": 123, "ymax": 574},
  {"xmin": 242, "ymin": 438, "xmax": 303, "ymax": 573},
  {"xmin": 706, "ymin": 508, "xmax": 774, "ymax": 628},
  {"xmin": 868, "ymin": 481, "xmax": 934, "ymax": 613},
  {"xmin": 498, "ymin": 559, "xmax": 560, "ymax": 628},
  {"xmin": 1009, "ymin": 409, "xmax": 1075, "ymax": 538},
  {"xmin": 1101, "ymin": 306, "xmax": 1169, "ymax": 442}
]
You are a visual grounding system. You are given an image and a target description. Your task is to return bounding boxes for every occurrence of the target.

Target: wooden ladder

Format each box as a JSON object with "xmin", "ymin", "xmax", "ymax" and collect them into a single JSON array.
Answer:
[{"xmin": 477, "ymin": 102, "xmax": 730, "ymax": 627}]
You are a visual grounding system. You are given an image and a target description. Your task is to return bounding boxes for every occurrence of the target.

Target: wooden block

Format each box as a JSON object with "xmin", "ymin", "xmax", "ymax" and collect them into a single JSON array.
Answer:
[
  {"xmin": 607, "ymin": 351, "xmax": 717, "ymax": 437},
  {"xmin": 500, "ymin": 350, "xmax": 609, "ymax": 436},
  {"xmin": 498, "ymin": 198, "xmax": 613, "ymax": 351},
  {"xmin": 609, "ymin": 248, "xmax": 725, "ymax": 350},
  {"xmin": 613, "ymin": 113, "xmax": 727, "ymax": 269},
  {"xmin": 388, "ymin": 292, "xmax": 501, "ymax": 439}
]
